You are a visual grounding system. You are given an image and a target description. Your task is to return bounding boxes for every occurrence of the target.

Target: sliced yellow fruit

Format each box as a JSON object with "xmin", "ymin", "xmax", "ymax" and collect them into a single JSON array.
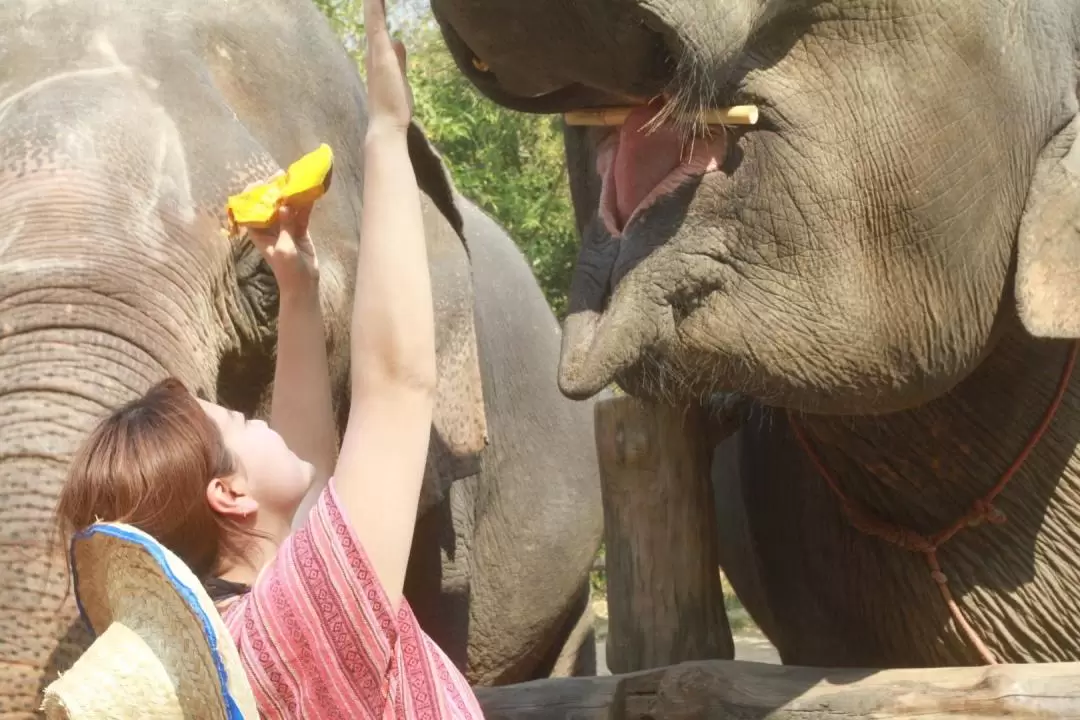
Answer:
[{"xmin": 226, "ymin": 143, "xmax": 334, "ymax": 233}]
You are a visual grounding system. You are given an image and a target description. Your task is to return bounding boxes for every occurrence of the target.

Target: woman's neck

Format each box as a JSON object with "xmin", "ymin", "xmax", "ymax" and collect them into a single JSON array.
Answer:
[{"xmin": 216, "ymin": 534, "xmax": 284, "ymax": 586}]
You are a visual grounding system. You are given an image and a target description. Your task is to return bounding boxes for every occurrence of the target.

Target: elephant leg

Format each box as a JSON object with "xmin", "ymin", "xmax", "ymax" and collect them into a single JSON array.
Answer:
[
  {"xmin": 538, "ymin": 578, "xmax": 597, "ymax": 678},
  {"xmin": 712, "ymin": 430, "xmax": 782, "ymax": 648},
  {"xmin": 402, "ymin": 477, "xmax": 476, "ymax": 675}
]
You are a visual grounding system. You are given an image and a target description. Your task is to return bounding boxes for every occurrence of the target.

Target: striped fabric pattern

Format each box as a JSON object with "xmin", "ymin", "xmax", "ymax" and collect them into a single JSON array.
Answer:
[{"xmin": 221, "ymin": 480, "xmax": 484, "ymax": 719}]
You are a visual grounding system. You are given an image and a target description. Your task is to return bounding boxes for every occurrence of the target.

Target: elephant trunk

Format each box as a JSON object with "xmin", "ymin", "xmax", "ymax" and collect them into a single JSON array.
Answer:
[
  {"xmin": 0, "ymin": 390, "xmax": 90, "ymax": 714},
  {"xmin": 0, "ymin": 312, "xmax": 202, "ymax": 713},
  {"xmin": 638, "ymin": 0, "xmax": 765, "ymax": 95}
]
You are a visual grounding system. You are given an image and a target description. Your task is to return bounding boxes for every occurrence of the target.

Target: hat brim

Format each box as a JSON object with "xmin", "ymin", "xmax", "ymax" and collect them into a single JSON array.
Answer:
[{"xmin": 62, "ymin": 523, "xmax": 257, "ymax": 719}]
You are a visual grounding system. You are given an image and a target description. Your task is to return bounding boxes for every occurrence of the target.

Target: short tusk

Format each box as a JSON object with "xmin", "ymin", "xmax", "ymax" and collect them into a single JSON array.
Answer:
[{"xmin": 563, "ymin": 105, "xmax": 759, "ymax": 127}]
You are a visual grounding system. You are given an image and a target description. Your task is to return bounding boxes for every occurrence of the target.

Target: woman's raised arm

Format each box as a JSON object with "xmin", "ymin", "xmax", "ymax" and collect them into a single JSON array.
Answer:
[{"xmin": 331, "ymin": 0, "xmax": 435, "ymax": 611}]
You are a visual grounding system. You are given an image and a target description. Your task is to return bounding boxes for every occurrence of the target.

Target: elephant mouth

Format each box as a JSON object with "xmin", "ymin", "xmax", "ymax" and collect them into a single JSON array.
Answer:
[
  {"xmin": 596, "ymin": 105, "xmax": 728, "ymax": 236},
  {"xmin": 558, "ymin": 104, "xmax": 737, "ymax": 400}
]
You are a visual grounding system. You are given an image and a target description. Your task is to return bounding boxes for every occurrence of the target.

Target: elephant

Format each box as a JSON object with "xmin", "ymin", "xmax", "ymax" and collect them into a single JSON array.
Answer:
[
  {"xmin": 0, "ymin": 0, "xmax": 603, "ymax": 715},
  {"xmin": 427, "ymin": 0, "xmax": 1080, "ymax": 668}
]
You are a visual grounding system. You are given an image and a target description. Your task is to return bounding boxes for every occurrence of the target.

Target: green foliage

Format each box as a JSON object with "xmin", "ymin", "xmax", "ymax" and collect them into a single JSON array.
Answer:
[
  {"xmin": 311, "ymin": 0, "xmax": 364, "ymax": 50},
  {"xmin": 311, "ymin": 1, "xmax": 578, "ymax": 316},
  {"xmin": 407, "ymin": 26, "xmax": 578, "ymax": 315},
  {"xmin": 590, "ymin": 543, "xmax": 606, "ymax": 595}
]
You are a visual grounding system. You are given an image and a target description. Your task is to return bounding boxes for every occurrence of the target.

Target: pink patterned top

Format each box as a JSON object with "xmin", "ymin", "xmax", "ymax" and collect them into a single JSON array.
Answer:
[{"xmin": 220, "ymin": 480, "xmax": 484, "ymax": 719}]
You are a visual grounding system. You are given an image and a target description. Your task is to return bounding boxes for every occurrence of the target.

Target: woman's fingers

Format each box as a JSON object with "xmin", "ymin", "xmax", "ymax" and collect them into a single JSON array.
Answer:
[
  {"xmin": 364, "ymin": 0, "xmax": 390, "ymax": 49},
  {"xmin": 391, "ymin": 41, "xmax": 415, "ymax": 115},
  {"xmin": 364, "ymin": 0, "xmax": 387, "ymax": 27},
  {"xmin": 365, "ymin": 0, "xmax": 402, "ymax": 71},
  {"xmin": 247, "ymin": 223, "xmax": 277, "ymax": 243},
  {"xmin": 244, "ymin": 205, "xmax": 310, "ymax": 255},
  {"xmin": 282, "ymin": 204, "xmax": 312, "ymax": 238}
]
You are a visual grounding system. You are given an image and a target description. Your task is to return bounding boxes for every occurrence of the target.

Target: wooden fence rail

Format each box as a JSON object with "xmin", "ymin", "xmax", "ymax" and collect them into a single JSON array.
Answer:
[{"xmin": 475, "ymin": 658, "xmax": 1080, "ymax": 719}]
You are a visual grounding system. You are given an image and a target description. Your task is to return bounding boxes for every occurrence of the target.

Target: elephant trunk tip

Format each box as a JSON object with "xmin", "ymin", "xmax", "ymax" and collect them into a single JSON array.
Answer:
[{"xmin": 558, "ymin": 307, "xmax": 650, "ymax": 400}]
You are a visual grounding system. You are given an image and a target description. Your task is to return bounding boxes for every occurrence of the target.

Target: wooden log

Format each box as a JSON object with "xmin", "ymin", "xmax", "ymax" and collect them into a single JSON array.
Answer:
[
  {"xmin": 594, "ymin": 396, "xmax": 734, "ymax": 673},
  {"xmin": 474, "ymin": 659, "xmax": 1080, "ymax": 719}
]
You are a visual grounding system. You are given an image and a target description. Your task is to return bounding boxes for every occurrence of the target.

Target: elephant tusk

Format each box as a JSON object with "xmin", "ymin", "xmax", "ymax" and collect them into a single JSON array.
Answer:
[{"xmin": 563, "ymin": 105, "xmax": 759, "ymax": 127}]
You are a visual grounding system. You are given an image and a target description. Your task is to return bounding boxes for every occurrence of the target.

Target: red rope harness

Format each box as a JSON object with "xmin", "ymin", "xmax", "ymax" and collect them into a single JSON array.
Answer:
[{"xmin": 788, "ymin": 341, "xmax": 1079, "ymax": 665}]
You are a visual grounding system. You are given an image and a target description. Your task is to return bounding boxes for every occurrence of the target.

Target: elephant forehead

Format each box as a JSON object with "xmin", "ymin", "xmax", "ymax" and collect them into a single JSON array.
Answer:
[
  {"xmin": 0, "ymin": 91, "xmax": 197, "ymax": 225},
  {"xmin": 0, "ymin": 26, "xmax": 200, "ymax": 201}
]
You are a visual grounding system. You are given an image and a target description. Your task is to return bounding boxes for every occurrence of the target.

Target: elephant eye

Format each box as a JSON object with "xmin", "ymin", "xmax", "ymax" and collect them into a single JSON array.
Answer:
[
  {"xmin": 471, "ymin": 56, "xmax": 491, "ymax": 73},
  {"xmin": 231, "ymin": 238, "xmax": 278, "ymax": 332}
]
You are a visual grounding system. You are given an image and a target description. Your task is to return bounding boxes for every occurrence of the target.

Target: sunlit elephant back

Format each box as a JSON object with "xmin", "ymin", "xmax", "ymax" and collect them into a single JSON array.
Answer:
[{"xmin": 0, "ymin": 0, "xmax": 602, "ymax": 714}]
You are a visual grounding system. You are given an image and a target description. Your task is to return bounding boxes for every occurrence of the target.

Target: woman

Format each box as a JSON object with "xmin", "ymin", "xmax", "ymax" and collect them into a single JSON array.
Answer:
[{"xmin": 52, "ymin": 0, "xmax": 482, "ymax": 717}]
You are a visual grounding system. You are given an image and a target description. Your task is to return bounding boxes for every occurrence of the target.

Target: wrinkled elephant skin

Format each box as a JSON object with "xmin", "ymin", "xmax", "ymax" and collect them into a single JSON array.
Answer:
[
  {"xmin": 0, "ymin": 1, "xmax": 602, "ymax": 715},
  {"xmin": 430, "ymin": 0, "xmax": 1080, "ymax": 667}
]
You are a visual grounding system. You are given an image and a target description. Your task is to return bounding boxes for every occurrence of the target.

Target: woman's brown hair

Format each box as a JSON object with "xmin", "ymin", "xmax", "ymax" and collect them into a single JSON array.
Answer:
[{"xmin": 55, "ymin": 377, "xmax": 248, "ymax": 579}]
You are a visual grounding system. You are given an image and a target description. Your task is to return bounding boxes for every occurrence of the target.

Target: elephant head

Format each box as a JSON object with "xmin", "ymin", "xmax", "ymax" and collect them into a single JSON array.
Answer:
[
  {"xmin": 429, "ymin": 0, "xmax": 1080, "ymax": 415},
  {"xmin": 0, "ymin": 0, "xmax": 486, "ymax": 711}
]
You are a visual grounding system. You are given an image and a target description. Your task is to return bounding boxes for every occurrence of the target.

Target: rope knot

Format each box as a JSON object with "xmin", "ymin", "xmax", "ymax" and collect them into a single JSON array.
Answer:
[
  {"xmin": 930, "ymin": 569, "xmax": 948, "ymax": 585},
  {"xmin": 972, "ymin": 499, "xmax": 1008, "ymax": 526},
  {"xmin": 890, "ymin": 529, "xmax": 935, "ymax": 554}
]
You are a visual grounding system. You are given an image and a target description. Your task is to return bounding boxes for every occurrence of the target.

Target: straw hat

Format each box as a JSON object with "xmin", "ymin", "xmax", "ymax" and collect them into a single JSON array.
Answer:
[{"xmin": 41, "ymin": 522, "xmax": 259, "ymax": 719}]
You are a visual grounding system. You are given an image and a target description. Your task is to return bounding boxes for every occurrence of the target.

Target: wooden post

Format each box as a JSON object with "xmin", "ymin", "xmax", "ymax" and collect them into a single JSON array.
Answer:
[
  {"xmin": 594, "ymin": 396, "xmax": 734, "ymax": 674},
  {"xmin": 474, "ymin": 659, "xmax": 1080, "ymax": 719}
]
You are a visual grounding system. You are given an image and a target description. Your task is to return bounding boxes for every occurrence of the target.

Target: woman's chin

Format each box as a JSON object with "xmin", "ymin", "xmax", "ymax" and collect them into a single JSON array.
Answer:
[
  {"xmin": 301, "ymin": 460, "xmax": 317, "ymax": 492},
  {"xmin": 281, "ymin": 462, "xmax": 319, "ymax": 529}
]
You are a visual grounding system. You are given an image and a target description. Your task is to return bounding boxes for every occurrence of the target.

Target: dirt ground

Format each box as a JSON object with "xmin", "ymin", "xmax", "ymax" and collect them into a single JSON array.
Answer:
[{"xmin": 590, "ymin": 597, "xmax": 780, "ymax": 674}]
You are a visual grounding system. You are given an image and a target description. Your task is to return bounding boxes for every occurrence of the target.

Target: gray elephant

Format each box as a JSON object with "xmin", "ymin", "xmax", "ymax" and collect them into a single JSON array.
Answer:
[
  {"xmin": 428, "ymin": 0, "xmax": 1080, "ymax": 667},
  {"xmin": 0, "ymin": 0, "xmax": 602, "ymax": 714}
]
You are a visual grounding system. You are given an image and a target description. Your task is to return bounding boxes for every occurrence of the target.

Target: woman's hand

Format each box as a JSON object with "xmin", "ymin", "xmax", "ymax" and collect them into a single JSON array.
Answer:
[
  {"xmin": 364, "ymin": 0, "xmax": 413, "ymax": 138},
  {"xmin": 243, "ymin": 187, "xmax": 319, "ymax": 298}
]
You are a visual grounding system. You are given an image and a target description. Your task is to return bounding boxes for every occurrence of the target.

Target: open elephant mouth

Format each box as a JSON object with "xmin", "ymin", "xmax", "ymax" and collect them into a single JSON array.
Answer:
[
  {"xmin": 555, "ymin": 101, "xmax": 750, "ymax": 403},
  {"xmin": 595, "ymin": 105, "xmax": 728, "ymax": 237},
  {"xmin": 426, "ymin": 3, "xmax": 781, "ymax": 404}
]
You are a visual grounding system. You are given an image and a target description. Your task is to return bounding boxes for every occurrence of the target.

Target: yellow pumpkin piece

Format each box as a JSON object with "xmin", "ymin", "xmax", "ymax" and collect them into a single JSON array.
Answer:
[
  {"xmin": 279, "ymin": 143, "xmax": 335, "ymax": 206},
  {"xmin": 226, "ymin": 143, "xmax": 334, "ymax": 233},
  {"xmin": 226, "ymin": 182, "xmax": 285, "ymax": 231}
]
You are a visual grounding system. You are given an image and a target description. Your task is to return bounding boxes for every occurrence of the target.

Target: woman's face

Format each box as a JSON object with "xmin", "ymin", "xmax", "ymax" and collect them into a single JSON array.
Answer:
[{"xmin": 198, "ymin": 400, "xmax": 314, "ymax": 532}]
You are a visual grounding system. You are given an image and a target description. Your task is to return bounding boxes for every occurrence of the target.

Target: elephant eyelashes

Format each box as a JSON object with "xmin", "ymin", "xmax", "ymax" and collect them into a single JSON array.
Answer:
[{"xmin": 471, "ymin": 56, "xmax": 491, "ymax": 73}]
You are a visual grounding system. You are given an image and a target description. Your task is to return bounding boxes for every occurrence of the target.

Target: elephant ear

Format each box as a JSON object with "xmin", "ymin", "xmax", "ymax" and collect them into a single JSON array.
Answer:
[
  {"xmin": 1016, "ymin": 113, "xmax": 1080, "ymax": 337},
  {"xmin": 406, "ymin": 120, "xmax": 489, "ymax": 515},
  {"xmin": 408, "ymin": 121, "xmax": 464, "ymax": 236}
]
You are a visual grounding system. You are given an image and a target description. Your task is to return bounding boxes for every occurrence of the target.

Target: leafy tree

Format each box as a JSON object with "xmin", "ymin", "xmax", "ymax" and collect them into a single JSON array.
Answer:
[
  {"xmin": 406, "ymin": 26, "xmax": 578, "ymax": 315},
  {"xmin": 311, "ymin": 0, "xmax": 578, "ymax": 316}
]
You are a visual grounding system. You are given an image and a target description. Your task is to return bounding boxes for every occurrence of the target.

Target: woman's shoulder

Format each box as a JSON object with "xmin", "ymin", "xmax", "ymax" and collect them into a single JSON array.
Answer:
[
  {"xmin": 303, "ymin": 479, "xmax": 390, "ymax": 592},
  {"xmin": 218, "ymin": 481, "xmax": 486, "ymax": 718},
  {"xmin": 224, "ymin": 479, "xmax": 401, "ymax": 649},
  {"xmin": 217, "ymin": 483, "xmax": 401, "ymax": 716}
]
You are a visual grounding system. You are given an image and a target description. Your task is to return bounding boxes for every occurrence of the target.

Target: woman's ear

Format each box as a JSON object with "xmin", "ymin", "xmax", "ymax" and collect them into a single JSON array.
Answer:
[{"xmin": 207, "ymin": 475, "xmax": 259, "ymax": 519}]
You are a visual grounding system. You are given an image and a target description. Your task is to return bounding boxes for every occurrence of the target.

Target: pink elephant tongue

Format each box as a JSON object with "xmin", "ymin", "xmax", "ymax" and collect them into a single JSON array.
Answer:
[{"xmin": 597, "ymin": 106, "xmax": 727, "ymax": 235}]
